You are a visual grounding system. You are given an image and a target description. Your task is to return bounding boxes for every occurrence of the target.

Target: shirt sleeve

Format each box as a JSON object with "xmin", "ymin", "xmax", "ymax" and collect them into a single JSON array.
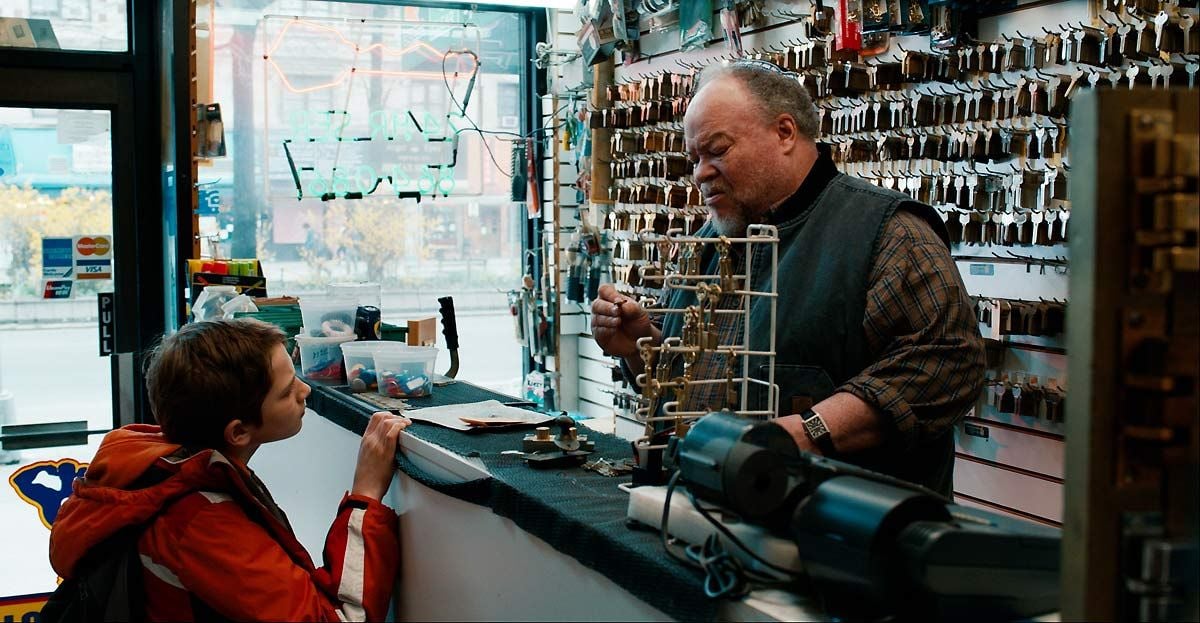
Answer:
[
  {"xmin": 837, "ymin": 207, "xmax": 986, "ymax": 451},
  {"xmin": 158, "ymin": 492, "xmax": 399, "ymax": 622}
]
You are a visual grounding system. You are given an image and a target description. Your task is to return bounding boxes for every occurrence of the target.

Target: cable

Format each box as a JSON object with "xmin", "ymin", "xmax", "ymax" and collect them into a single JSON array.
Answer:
[
  {"xmin": 661, "ymin": 470, "xmax": 819, "ymax": 604},
  {"xmin": 684, "ymin": 488, "xmax": 809, "ymax": 580},
  {"xmin": 440, "ymin": 51, "xmax": 574, "ymax": 181}
]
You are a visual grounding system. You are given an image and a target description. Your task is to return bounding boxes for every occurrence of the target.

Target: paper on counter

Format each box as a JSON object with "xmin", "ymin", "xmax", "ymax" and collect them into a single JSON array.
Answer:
[{"xmin": 404, "ymin": 400, "xmax": 551, "ymax": 431}]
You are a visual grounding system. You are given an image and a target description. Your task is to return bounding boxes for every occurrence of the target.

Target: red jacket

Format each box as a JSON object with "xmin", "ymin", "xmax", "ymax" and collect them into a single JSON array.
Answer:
[{"xmin": 50, "ymin": 425, "xmax": 400, "ymax": 621}]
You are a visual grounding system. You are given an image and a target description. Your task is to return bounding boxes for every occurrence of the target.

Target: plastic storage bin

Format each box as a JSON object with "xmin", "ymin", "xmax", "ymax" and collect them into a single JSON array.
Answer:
[
  {"xmin": 374, "ymin": 346, "xmax": 439, "ymax": 398},
  {"xmin": 327, "ymin": 282, "xmax": 382, "ymax": 310},
  {"xmin": 299, "ymin": 297, "xmax": 358, "ymax": 338},
  {"xmin": 296, "ymin": 334, "xmax": 357, "ymax": 381},
  {"xmin": 340, "ymin": 341, "xmax": 407, "ymax": 393}
]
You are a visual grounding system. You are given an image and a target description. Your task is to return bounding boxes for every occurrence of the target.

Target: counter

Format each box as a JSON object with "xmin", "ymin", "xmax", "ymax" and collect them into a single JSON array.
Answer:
[{"xmin": 252, "ymin": 379, "xmax": 820, "ymax": 621}]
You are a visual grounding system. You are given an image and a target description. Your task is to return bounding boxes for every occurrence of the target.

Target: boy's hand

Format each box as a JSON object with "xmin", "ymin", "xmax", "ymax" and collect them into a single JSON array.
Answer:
[{"xmin": 351, "ymin": 411, "xmax": 411, "ymax": 501}]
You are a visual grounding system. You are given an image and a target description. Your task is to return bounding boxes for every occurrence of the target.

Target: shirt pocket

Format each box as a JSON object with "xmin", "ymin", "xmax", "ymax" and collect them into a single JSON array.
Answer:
[{"xmin": 751, "ymin": 364, "xmax": 836, "ymax": 416}]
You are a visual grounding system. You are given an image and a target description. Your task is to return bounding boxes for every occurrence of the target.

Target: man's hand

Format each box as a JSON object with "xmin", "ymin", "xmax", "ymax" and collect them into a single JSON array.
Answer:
[
  {"xmin": 590, "ymin": 284, "xmax": 659, "ymax": 361},
  {"xmin": 351, "ymin": 411, "xmax": 411, "ymax": 501}
]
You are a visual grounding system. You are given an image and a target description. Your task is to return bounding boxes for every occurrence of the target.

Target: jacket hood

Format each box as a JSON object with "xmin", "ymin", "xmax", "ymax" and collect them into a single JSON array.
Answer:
[{"xmin": 48, "ymin": 425, "xmax": 239, "ymax": 578}]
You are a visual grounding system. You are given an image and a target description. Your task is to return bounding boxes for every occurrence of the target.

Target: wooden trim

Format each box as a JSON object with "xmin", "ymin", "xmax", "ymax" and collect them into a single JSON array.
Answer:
[
  {"xmin": 955, "ymin": 452, "xmax": 1065, "ymax": 485},
  {"xmin": 953, "ymin": 491, "xmax": 1062, "ymax": 528},
  {"xmin": 964, "ymin": 416, "xmax": 1065, "ymax": 442}
]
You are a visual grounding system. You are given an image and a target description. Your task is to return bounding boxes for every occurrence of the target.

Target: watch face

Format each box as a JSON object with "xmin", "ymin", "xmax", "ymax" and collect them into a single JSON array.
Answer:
[{"xmin": 804, "ymin": 415, "xmax": 829, "ymax": 439}]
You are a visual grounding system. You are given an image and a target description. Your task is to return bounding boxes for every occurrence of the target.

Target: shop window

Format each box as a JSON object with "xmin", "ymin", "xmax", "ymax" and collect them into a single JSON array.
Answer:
[
  {"xmin": 199, "ymin": 1, "xmax": 528, "ymax": 393},
  {"xmin": 0, "ymin": 0, "xmax": 127, "ymax": 52}
]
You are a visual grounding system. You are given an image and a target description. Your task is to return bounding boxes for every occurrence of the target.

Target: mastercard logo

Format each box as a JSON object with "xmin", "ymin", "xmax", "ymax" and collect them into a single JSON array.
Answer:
[{"xmin": 76, "ymin": 236, "xmax": 112, "ymax": 256}]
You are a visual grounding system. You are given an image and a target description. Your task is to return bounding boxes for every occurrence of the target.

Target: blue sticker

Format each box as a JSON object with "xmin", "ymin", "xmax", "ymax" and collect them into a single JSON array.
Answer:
[
  {"xmin": 9, "ymin": 459, "xmax": 89, "ymax": 529},
  {"xmin": 969, "ymin": 263, "xmax": 995, "ymax": 276}
]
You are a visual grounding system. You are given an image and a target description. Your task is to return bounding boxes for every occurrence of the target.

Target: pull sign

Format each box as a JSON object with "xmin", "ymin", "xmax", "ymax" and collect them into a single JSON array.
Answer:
[
  {"xmin": 964, "ymin": 422, "xmax": 990, "ymax": 439},
  {"xmin": 98, "ymin": 292, "xmax": 114, "ymax": 357}
]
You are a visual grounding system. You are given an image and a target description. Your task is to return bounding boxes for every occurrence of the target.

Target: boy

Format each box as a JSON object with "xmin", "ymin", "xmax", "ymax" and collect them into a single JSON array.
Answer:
[{"xmin": 49, "ymin": 318, "xmax": 409, "ymax": 621}]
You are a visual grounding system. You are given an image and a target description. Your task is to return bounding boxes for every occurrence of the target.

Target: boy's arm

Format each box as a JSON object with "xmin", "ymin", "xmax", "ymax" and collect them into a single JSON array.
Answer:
[{"xmin": 162, "ymin": 493, "xmax": 399, "ymax": 622}]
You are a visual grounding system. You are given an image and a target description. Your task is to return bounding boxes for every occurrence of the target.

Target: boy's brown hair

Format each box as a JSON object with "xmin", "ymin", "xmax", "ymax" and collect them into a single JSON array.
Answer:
[{"xmin": 144, "ymin": 318, "xmax": 287, "ymax": 448}]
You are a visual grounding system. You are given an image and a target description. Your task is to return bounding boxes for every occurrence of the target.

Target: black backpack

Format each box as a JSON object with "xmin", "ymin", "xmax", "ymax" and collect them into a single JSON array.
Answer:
[
  {"xmin": 40, "ymin": 522, "xmax": 152, "ymax": 623},
  {"xmin": 41, "ymin": 467, "xmax": 175, "ymax": 623}
]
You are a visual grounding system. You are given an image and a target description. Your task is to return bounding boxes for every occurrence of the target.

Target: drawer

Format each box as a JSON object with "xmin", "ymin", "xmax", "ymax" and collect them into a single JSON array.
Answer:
[
  {"xmin": 955, "ymin": 420, "xmax": 1065, "ymax": 479},
  {"xmin": 954, "ymin": 457, "xmax": 1063, "ymax": 523}
]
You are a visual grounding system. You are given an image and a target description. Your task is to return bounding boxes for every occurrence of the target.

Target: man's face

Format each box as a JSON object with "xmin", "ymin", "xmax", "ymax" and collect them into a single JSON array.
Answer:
[
  {"xmin": 253, "ymin": 343, "xmax": 310, "ymax": 444},
  {"xmin": 684, "ymin": 77, "xmax": 784, "ymax": 236}
]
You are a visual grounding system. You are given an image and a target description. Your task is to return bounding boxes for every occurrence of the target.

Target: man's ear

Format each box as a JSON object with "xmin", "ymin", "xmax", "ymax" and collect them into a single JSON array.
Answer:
[
  {"xmin": 223, "ymin": 418, "xmax": 255, "ymax": 450},
  {"xmin": 775, "ymin": 114, "xmax": 799, "ymax": 153}
]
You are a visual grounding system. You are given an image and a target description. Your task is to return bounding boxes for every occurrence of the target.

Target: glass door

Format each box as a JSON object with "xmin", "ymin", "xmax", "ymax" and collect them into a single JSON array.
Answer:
[{"xmin": 0, "ymin": 105, "xmax": 118, "ymax": 599}]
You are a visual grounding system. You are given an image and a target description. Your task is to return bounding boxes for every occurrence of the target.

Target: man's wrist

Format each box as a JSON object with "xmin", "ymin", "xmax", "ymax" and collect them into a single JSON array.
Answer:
[{"xmin": 798, "ymin": 408, "xmax": 836, "ymax": 455}]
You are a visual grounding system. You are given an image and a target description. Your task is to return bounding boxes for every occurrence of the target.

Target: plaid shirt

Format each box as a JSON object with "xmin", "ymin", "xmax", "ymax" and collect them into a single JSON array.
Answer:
[{"xmin": 669, "ymin": 163, "xmax": 984, "ymax": 451}]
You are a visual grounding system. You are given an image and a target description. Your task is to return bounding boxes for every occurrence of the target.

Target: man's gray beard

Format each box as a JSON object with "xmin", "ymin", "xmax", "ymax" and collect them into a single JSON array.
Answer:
[{"xmin": 709, "ymin": 209, "xmax": 748, "ymax": 237}]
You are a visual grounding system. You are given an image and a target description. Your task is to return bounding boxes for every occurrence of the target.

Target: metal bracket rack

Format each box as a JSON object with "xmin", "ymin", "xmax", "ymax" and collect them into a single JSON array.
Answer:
[{"xmin": 631, "ymin": 223, "xmax": 781, "ymax": 451}]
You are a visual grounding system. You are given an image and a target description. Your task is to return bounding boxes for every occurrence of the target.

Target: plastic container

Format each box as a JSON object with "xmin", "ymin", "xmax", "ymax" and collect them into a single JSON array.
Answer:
[
  {"xmin": 340, "ymin": 341, "xmax": 408, "ymax": 393},
  {"xmin": 296, "ymin": 334, "xmax": 357, "ymax": 381},
  {"xmin": 192, "ymin": 285, "xmax": 238, "ymax": 321},
  {"xmin": 374, "ymin": 346, "xmax": 439, "ymax": 398},
  {"xmin": 327, "ymin": 282, "xmax": 382, "ymax": 310},
  {"xmin": 299, "ymin": 297, "xmax": 358, "ymax": 338}
]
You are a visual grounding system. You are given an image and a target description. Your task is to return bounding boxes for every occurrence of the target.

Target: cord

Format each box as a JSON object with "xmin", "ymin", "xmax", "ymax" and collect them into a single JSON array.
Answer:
[
  {"xmin": 661, "ymin": 471, "xmax": 816, "ymax": 603},
  {"xmin": 440, "ymin": 51, "xmax": 574, "ymax": 180}
]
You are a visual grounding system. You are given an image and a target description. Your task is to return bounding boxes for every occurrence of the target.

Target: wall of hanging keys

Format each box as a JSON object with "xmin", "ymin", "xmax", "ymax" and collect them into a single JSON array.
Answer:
[{"xmin": 559, "ymin": 0, "xmax": 1200, "ymax": 523}]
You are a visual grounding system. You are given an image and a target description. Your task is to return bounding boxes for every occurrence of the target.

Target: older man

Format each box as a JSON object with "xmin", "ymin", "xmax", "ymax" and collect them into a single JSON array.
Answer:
[{"xmin": 591, "ymin": 60, "xmax": 985, "ymax": 495}]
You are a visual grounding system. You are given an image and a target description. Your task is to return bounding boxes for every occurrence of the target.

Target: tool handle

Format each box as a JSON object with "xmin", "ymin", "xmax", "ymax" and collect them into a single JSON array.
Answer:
[{"xmin": 438, "ymin": 296, "xmax": 460, "ymax": 350}]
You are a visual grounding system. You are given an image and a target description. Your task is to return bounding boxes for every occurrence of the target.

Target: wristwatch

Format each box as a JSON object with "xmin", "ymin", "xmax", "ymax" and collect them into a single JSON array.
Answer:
[{"xmin": 799, "ymin": 408, "xmax": 836, "ymax": 455}]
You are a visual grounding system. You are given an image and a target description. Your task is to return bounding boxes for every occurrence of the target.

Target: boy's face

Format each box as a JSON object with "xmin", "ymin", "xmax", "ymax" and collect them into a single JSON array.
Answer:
[{"xmin": 253, "ymin": 343, "xmax": 310, "ymax": 444}]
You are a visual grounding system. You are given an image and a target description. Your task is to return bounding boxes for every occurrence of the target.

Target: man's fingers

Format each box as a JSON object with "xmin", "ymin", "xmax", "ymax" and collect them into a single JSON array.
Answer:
[
  {"xmin": 596, "ymin": 283, "xmax": 620, "ymax": 302},
  {"xmin": 591, "ymin": 314, "xmax": 621, "ymax": 329}
]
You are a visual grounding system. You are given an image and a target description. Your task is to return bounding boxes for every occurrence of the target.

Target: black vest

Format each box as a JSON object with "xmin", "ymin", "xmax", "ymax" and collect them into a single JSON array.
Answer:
[{"xmin": 661, "ymin": 173, "xmax": 955, "ymax": 495}]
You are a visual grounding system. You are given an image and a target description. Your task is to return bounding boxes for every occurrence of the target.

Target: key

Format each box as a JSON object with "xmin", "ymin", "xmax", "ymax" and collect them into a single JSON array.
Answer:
[
  {"xmin": 1045, "ymin": 75, "xmax": 1061, "ymax": 113},
  {"xmin": 1183, "ymin": 14, "xmax": 1195, "ymax": 55},
  {"xmin": 872, "ymin": 101, "xmax": 882, "ymax": 129},
  {"xmin": 1154, "ymin": 11, "xmax": 1170, "ymax": 51},
  {"xmin": 918, "ymin": 132, "xmax": 928, "ymax": 158},
  {"xmin": 1033, "ymin": 126, "xmax": 1046, "ymax": 159},
  {"xmin": 1126, "ymin": 64, "xmax": 1140, "ymax": 89},
  {"xmin": 966, "ymin": 173, "xmax": 979, "ymax": 208},
  {"xmin": 1046, "ymin": 126, "xmax": 1060, "ymax": 158},
  {"xmin": 1028, "ymin": 81, "xmax": 1040, "ymax": 115},
  {"xmin": 950, "ymin": 94, "xmax": 962, "ymax": 123},
  {"xmin": 1064, "ymin": 69, "xmax": 1084, "ymax": 100},
  {"xmin": 1187, "ymin": 62, "xmax": 1200, "ymax": 89},
  {"xmin": 1075, "ymin": 27, "xmax": 1091, "ymax": 62},
  {"xmin": 1107, "ymin": 69, "xmax": 1123, "ymax": 89},
  {"xmin": 1116, "ymin": 24, "xmax": 1131, "ymax": 61}
]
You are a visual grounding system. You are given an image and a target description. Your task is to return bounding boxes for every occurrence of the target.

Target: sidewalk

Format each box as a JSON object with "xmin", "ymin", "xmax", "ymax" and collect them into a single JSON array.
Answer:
[{"xmin": 0, "ymin": 288, "xmax": 512, "ymax": 325}]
